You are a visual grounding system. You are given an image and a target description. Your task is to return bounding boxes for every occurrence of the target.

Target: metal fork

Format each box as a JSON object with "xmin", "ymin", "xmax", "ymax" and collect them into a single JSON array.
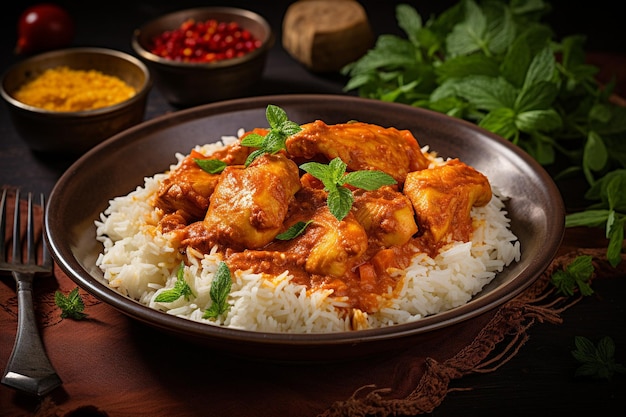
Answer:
[{"xmin": 0, "ymin": 188, "xmax": 62, "ymax": 396}]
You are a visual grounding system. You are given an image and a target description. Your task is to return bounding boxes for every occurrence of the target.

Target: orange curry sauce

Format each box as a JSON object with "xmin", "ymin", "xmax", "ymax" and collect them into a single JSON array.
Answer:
[{"xmin": 154, "ymin": 121, "xmax": 492, "ymax": 314}]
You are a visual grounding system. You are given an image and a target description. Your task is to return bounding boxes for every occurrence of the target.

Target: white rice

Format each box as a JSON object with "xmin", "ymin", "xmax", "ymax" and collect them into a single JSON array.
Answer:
[{"xmin": 95, "ymin": 130, "xmax": 521, "ymax": 333}]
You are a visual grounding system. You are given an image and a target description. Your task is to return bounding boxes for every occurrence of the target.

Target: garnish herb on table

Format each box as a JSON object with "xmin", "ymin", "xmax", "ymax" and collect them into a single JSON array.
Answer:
[
  {"xmin": 572, "ymin": 336, "xmax": 626, "ymax": 380},
  {"xmin": 55, "ymin": 287, "xmax": 88, "ymax": 320},
  {"xmin": 342, "ymin": 0, "xmax": 626, "ymax": 266}
]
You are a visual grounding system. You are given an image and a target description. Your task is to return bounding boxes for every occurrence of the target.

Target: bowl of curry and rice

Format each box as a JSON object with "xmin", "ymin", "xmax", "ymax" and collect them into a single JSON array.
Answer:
[
  {"xmin": 46, "ymin": 95, "xmax": 564, "ymax": 361},
  {"xmin": 1, "ymin": 47, "xmax": 151, "ymax": 155}
]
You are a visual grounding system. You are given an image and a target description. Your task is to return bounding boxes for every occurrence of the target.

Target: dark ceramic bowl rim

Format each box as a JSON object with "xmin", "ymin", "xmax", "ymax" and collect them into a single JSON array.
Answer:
[
  {"xmin": 45, "ymin": 94, "xmax": 565, "ymax": 359},
  {"xmin": 131, "ymin": 7, "xmax": 274, "ymax": 70},
  {"xmin": 0, "ymin": 47, "xmax": 152, "ymax": 117}
]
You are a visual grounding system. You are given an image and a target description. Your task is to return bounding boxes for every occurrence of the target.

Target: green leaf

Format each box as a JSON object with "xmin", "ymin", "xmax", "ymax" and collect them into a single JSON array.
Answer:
[
  {"xmin": 565, "ymin": 209, "xmax": 610, "ymax": 228},
  {"xmin": 583, "ymin": 131, "xmax": 608, "ymax": 173},
  {"xmin": 300, "ymin": 158, "xmax": 395, "ymax": 221},
  {"xmin": 523, "ymin": 45, "xmax": 556, "ymax": 88},
  {"xmin": 240, "ymin": 133, "xmax": 265, "ymax": 148},
  {"xmin": 550, "ymin": 255, "xmax": 594, "ymax": 296},
  {"xmin": 515, "ymin": 80, "xmax": 558, "ymax": 112},
  {"xmin": 484, "ymin": 3, "xmax": 516, "ymax": 55},
  {"xmin": 446, "ymin": 0, "xmax": 487, "ymax": 56},
  {"xmin": 203, "ymin": 261, "xmax": 233, "ymax": 319},
  {"xmin": 55, "ymin": 287, "xmax": 88, "ymax": 320},
  {"xmin": 266, "ymin": 104, "xmax": 287, "ymax": 129},
  {"xmin": 276, "ymin": 220, "xmax": 313, "ymax": 240},
  {"xmin": 194, "ymin": 158, "xmax": 227, "ymax": 174},
  {"xmin": 515, "ymin": 108, "xmax": 562, "ymax": 132},
  {"xmin": 607, "ymin": 217, "xmax": 625, "ymax": 268},
  {"xmin": 243, "ymin": 105, "xmax": 302, "ymax": 166},
  {"xmin": 155, "ymin": 263, "xmax": 195, "ymax": 303},
  {"xmin": 572, "ymin": 336, "xmax": 626, "ymax": 380},
  {"xmin": 478, "ymin": 107, "xmax": 518, "ymax": 139},
  {"xmin": 435, "ymin": 54, "xmax": 500, "ymax": 81},
  {"xmin": 396, "ymin": 3, "xmax": 423, "ymax": 46},
  {"xmin": 454, "ymin": 75, "xmax": 518, "ymax": 110},
  {"xmin": 501, "ymin": 34, "xmax": 532, "ymax": 88},
  {"xmin": 327, "ymin": 186, "xmax": 354, "ymax": 221},
  {"xmin": 606, "ymin": 172, "xmax": 626, "ymax": 212},
  {"xmin": 342, "ymin": 170, "xmax": 397, "ymax": 190},
  {"xmin": 244, "ymin": 148, "xmax": 267, "ymax": 167}
]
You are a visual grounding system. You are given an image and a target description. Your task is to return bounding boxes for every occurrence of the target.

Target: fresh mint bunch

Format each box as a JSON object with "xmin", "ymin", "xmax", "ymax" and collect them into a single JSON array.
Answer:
[{"xmin": 343, "ymin": 0, "xmax": 626, "ymax": 265}]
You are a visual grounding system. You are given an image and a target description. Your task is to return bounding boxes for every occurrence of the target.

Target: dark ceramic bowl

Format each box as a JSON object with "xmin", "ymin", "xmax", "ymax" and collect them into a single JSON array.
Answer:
[
  {"xmin": 131, "ymin": 7, "xmax": 274, "ymax": 108},
  {"xmin": 45, "ymin": 95, "xmax": 565, "ymax": 362},
  {"xmin": 1, "ymin": 47, "xmax": 151, "ymax": 155}
]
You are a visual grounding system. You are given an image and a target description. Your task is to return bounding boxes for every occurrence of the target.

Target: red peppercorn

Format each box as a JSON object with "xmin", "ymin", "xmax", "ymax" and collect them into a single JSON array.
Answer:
[{"xmin": 149, "ymin": 18, "xmax": 261, "ymax": 63}]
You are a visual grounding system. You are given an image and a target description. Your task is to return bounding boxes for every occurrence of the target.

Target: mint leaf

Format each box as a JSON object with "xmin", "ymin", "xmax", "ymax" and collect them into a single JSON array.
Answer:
[
  {"xmin": 515, "ymin": 109, "xmax": 562, "ymax": 133},
  {"xmin": 155, "ymin": 263, "xmax": 195, "ymax": 303},
  {"xmin": 327, "ymin": 186, "xmax": 354, "ymax": 222},
  {"xmin": 453, "ymin": 75, "xmax": 517, "ymax": 111},
  {"xmin": 446, "ymin": 0, "xmax": 487, "ymax": 56},
  {"xmin": 203, "ymin": 261, "xmax": 232, "ymax": 319},
  {"xmin": 565, "ymin": 209, "xmax": 610, "ymax": 228},
  {"xmin": 342, "ymin": 170, "xmax": 397, "ymax": 190},
  {"xmin": 396, "ymin": 3, "xmax": 422, "ymax": 46},
  {"xmin": 276, "ymin": 220, "xmax": 313, "ymax": 240},
  {"xmin": 194, "ymin": 158, "xmax": 227, "ymax": 174}
]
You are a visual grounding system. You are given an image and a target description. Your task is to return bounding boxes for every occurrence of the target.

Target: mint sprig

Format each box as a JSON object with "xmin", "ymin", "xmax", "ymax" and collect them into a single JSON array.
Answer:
[
  {"xmin": 203, "ymin": 261, "xmax": 233, "ymax": 319},
  {"xmin": 55, "ymin": 287, "xmax": 88, "ymax": 320},
  {"xmin": 300, "ymin": 157, "xmax": 396, "ymax": 220},
  {"xmin": 572, "ymin": 336, "xmax": 626, "ymax": 380},
  {"xmin": 155, "ymin": 262, "xmax": 195, "ymax": 303},
  {"xmin": 241, "ymin": 104, "xmax": 302, "ymax": 166},
  {"xmin": 550, "ymin": 255, "xmax": 594, "ymax": 296}
]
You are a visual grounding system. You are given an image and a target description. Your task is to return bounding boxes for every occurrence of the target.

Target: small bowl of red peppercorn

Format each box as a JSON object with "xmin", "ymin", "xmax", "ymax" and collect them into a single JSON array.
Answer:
[{"xmin": 131, "ymin": 7, "xmax": 274, "ymax": 108}]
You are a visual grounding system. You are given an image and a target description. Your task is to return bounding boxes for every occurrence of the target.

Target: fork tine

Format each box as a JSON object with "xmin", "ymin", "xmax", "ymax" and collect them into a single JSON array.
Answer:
[
  {"xmin": 0, "ymin": 189, "xmax": 7, "ymax": 264},
  {"xmin": 40, "ymin": 193, "xmax": 52, "ymax": 270},
  {"xmin": 26, "ymin": 192, "xmax": 36, "ymax": 265},
  {"xmin": 12, "ymin": 189, "xmax": 21, "ymax": 264}
]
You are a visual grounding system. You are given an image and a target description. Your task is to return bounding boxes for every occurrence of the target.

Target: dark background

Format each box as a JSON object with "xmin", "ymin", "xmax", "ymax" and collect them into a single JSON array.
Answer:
[
  {"xmin": 0, "ymin": 2, "xmax": 624, "ymax": 416},
  {"xmin": 1, "ymin": 0, "xmax": 624, "ymax": 68}
]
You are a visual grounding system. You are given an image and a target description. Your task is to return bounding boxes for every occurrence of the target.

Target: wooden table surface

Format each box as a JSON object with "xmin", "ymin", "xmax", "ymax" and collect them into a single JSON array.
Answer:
[{"xmin": 1, "ymin": 2, "xmax": 624, "ymax": 416}]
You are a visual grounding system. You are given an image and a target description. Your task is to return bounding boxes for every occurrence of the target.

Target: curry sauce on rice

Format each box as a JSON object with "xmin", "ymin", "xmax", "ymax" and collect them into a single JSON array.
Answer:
[{"xmin": 95, "ymin": 106, "xmax": 520, "ymax": 332}]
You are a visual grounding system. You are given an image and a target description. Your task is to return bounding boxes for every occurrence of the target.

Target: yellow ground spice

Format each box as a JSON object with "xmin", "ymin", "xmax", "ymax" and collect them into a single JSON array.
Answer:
[{"xmin": 13, "ymin": 66, "xmax": 136, "ymax": 112}]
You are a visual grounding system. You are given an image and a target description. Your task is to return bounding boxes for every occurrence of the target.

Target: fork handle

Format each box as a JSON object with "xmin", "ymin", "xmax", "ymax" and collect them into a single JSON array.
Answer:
[{"xmin": 1, "ymin": 272, "xmax": 62, "ymax": 396}]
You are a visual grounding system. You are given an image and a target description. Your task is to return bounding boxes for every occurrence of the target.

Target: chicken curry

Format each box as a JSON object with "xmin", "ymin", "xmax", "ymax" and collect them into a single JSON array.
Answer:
[{"xmin": 153, "ymin": 118, "xmax": 492, "ymax": 314}]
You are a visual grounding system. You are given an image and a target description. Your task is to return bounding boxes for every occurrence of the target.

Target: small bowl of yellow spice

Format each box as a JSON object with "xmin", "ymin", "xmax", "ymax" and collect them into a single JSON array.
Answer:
[{"xmin": 1, "ymin": 47, "xmax": 151, "ymax": 155}]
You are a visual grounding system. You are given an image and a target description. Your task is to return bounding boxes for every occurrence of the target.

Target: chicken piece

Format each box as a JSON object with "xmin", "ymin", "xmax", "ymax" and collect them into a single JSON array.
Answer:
[
  {"xmin": 203, "ymin": 152, "xmax": 301, "ymax": 250},
  {"xmin": 154, "ymin": 131, "xmax": 263, "ymax": 222},
  {"xmin": 269, "ymin": 187, "xmax": 368, "ymax": 277},
  {"xmin": 153, "ymin": 149, "xmax": 221, "ymax": 221},
  {"xmin": 285, "ymin": 120, "xmax": 430, "ymax": 183},
  {"xmin": 403, "ymin": 159, "xmax": 492, "ymax": 245},
  {"xmin": 352, "ymin": 186, "xmax": 418, "ymax": 248},
  {"xmin": 208, "ymin": 128, "xmax": 267, "ymax": 165}
]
